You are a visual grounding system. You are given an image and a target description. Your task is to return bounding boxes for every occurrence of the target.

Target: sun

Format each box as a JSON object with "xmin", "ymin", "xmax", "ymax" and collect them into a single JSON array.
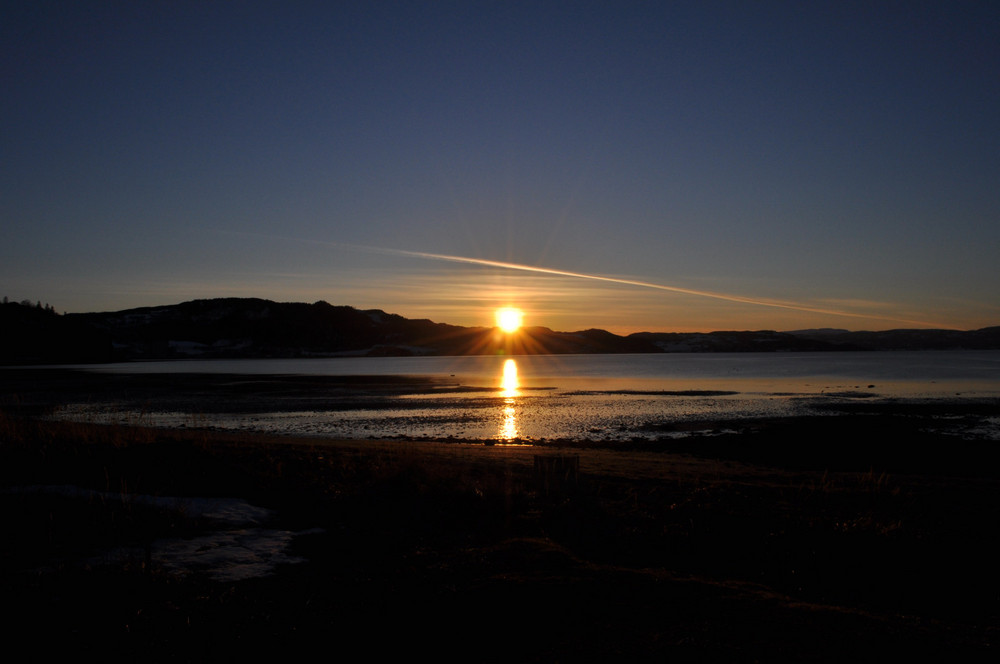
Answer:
[{"xmin": 495, "ymin": 307, "xmax": 524, "ymax": 333}]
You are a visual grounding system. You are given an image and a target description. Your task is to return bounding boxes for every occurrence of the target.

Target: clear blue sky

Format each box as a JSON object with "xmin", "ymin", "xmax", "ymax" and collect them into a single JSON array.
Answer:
[{"xmin": 3, "ymin": 1, "xmax": 998, "ymax": 332}]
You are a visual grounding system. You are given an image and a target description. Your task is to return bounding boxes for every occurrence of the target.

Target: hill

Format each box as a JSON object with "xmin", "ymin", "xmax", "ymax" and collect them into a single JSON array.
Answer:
[
  {"xmin": 0, "ymin": 300, "xmax": 112, "ymax": 364},
  {"xmin": 2, "ymin": 298, "xmax": 999, "ymax": 363},
  {"xmin": 65, "ymin": 299, "xmax": 664, "ymax": 359}
]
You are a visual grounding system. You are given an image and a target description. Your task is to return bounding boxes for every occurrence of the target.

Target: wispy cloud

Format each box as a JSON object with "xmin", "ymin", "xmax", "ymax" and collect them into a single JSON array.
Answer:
[
  {"xmin": 340, "ymin": 243, "xmax": 950, "ymax": 328},
  {"xmin": 210, "ymin": 230, "xmax": 956, "ymax": 330}
]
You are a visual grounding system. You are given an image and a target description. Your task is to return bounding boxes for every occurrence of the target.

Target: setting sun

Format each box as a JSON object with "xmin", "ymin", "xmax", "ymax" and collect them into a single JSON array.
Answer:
[{"xmin": 495, "ymin": 307, "xmax": 524, "ymax": 333}]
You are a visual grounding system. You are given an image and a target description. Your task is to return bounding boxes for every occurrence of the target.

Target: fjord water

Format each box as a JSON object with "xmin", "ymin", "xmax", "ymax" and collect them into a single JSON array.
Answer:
[
  {"xmin": 76, "ymin": 350, "xmax": 1000, "ymax": 394},
  {"xmin": 60, "ymin": 351, "xmax": 1000, "ymax": 443}
]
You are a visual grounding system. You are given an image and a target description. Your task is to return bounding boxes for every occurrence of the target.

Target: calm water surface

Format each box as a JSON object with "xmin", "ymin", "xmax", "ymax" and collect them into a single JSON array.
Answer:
[{"xmin": 57, "ymin": 351, "xmax": 1000, "ymax": 443}]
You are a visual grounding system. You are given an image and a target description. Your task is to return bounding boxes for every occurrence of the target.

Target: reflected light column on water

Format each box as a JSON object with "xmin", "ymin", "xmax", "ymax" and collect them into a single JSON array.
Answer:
[{"xmin": 499, "ymin": 359, "xmax": 520, "ymax": 441}]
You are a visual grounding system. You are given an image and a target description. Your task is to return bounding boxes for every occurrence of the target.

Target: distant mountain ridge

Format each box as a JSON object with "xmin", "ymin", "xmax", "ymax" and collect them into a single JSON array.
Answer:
[{"xmin": 2, "ymin": 298, "xmax": 999, "ymax": 364}]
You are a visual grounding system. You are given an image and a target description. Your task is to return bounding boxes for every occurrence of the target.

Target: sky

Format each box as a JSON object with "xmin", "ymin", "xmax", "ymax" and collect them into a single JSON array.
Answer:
[{"xmin": 3, "ymin": 1, "xmax": 999, "ymax": 333}]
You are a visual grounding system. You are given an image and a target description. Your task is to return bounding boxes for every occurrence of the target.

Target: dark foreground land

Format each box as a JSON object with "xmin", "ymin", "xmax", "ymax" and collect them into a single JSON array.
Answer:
[{"xmin": 2, "ymin": 374, "xmax": 999, "ymax": 661}]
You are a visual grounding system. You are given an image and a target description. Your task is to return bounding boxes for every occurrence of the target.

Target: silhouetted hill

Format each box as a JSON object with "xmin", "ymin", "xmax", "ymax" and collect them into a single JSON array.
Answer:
[
  {"xmin": 785, "ymin": 326, "xmax": 1000, "ymax": 350},
  {"xmin": 2, "ymin": 298, "xmax": 998, "ymax": 364},
  {"xmin": 628, "ymin": 330, "xmax": 837, "ymax": 353},
  {"xmin": 631, "ymin": 327, "xmax": 1000, "ymax": 352},
  {"xmin": 63, "ymin": 299, "xmax": 662, "ymax": 360},
  {"xmin": 0, "ymin": 301, "xmax": 112, "ymax": 364}
]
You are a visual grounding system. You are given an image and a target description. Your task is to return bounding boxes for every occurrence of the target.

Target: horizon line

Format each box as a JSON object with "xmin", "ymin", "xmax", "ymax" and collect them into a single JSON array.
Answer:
[{"xmin": 40, "ymin": 295, "xmax": 991, "ymax": 335}]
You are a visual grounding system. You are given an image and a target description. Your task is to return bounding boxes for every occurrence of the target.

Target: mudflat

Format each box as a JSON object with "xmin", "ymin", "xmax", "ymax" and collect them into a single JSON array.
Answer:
[{"xmin": 2, "ymin": 369, "xmax": 999, "ymax": 660}]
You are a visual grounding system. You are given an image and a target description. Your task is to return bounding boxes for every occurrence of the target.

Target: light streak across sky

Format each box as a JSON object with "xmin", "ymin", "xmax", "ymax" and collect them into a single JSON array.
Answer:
[
  {"xmin": 224, "ymin": 230, "xmax": 947, "ymax": 329},
  {"xmin": 359, "ymin": 246, "xmax": 945, "ymax": 328}
]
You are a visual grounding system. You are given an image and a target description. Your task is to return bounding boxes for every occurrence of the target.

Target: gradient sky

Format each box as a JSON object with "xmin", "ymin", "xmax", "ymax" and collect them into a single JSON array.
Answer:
[{"xmin": 3, "ymin": 1, "xmax": 999, "ymax": 333}]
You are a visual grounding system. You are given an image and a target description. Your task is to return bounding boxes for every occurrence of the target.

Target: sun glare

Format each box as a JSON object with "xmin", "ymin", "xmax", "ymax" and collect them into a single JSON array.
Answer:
[{"xmin": 495, "ymin": 307, "xmax": 523, "ymax": 333}]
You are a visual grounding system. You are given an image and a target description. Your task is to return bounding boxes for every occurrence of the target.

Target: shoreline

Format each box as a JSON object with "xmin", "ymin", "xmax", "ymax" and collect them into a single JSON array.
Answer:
[
  {"xmin": 3, "ymin": 369, "xmax": 1000, "ymax": 658},
  {"xmin": 3, "ymin": 417, "xmax": 999, "ymax": 659},
  {"xmin": 5, "ymin": 366, "xmax": 1000, "ymax": 450}
]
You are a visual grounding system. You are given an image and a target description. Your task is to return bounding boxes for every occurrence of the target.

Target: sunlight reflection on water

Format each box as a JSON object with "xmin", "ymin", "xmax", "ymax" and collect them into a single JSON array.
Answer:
[
  {"xmin": 52, "ymin": 392, "xmax": 816, "ymax": 442},
  {"xmin": 49, "ymin": 352, "xmax": 1000, "ymax": 443},
  {"xmin": 498, "ymin": 359, "xmax": 520, "ymax": 441}
]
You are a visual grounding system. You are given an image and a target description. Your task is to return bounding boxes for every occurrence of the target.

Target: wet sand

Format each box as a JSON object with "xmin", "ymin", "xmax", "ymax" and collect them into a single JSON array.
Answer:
[
  {"xmin": 6, "ymin": 366, "xmax": 1000, "ymax": 444},
  {"xmin": 2, "ymin": 368, "xmax": 999, "ymax": 660}
]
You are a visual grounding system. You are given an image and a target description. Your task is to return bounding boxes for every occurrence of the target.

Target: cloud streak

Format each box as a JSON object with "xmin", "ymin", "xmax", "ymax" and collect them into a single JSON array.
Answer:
[
  {"xmin": 214, "ymin": 230, "xmax": 948, "ymax": 328},
  {"xmin": 347, "ymin": 244, "xmax": 947, "ymax": 328}
]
